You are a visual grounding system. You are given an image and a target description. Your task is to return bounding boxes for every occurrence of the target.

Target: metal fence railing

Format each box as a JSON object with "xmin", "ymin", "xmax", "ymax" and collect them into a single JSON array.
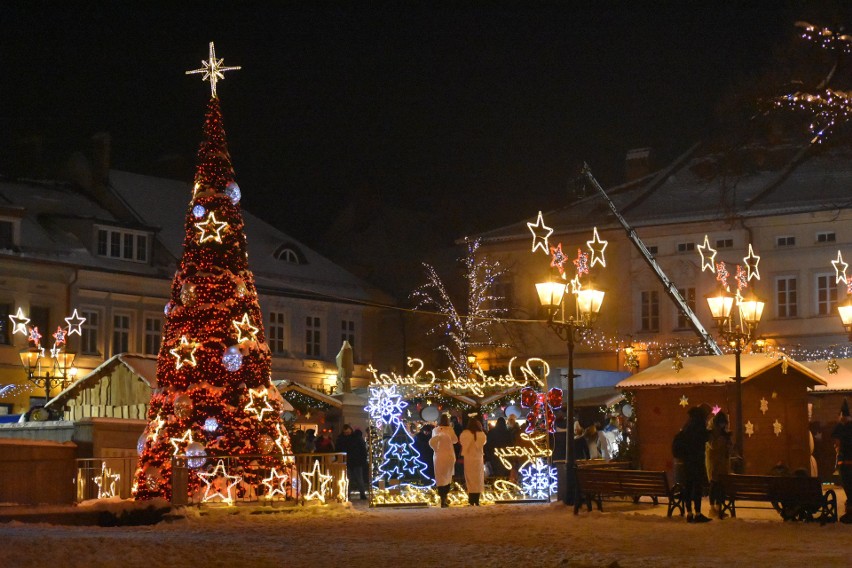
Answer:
[{"xmin": 75, "ymin": 453, "xmax": 348, "ymax": 506}]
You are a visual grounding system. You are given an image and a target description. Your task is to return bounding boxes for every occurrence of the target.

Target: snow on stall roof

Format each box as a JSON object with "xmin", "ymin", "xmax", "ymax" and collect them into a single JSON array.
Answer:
[
  {"xmin": 802, "ymin": 358, "xmax": 852, "ymax": 392},
  {"xmin": 46, "ymin": 353, "xmax": 158, "ymax": 410},
  {"xmin": 108, "ymin": 170, "xmax": 386, "ymax": 302},
  {"xmin": 617, "ymin": 354, "xmax": 826, "ymax": 389}
]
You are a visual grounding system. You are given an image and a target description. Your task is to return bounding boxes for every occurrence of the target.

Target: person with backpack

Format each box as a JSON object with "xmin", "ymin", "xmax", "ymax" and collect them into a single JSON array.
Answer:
[{"xmin": 673, "ymin": 406, "xmax": 711, "ymax": 523}]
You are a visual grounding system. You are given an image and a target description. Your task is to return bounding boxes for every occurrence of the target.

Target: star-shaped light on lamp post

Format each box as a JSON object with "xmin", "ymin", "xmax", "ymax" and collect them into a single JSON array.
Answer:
[
  {"xmin": 8, "ymin": 307, "xmax": 30, "ymax": 336},
  {"xmin": 697, "ymin": 235, "xmax": 717, "ymax": 273},
  {"xmin": 743, "ymin": 244, "xmax": 761, "ymax": 281},
  {"xmin": 586, "ymin": 227, "xmax": 608, "ymax": 268},
  {"xmin": 832, "ymin": 250, "xmax": 848, "ymax": 284},
  {"xmin": 186, "ymin": 42, "xmax": 241, "ymax": 98},
  {"xmin": 527, "ymin": 211, "xmax": 553, "ymax": 255}
]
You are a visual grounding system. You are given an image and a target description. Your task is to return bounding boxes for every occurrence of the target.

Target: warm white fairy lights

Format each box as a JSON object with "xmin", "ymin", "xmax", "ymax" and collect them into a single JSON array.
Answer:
[
  {"xmin": 244, "ymin": 388, "xmax": 275, "ymax": 422},
  {"xmin": 261, "ymin": 467, "xmax": 290, "ymax": 500},
  {"xmin": 232, "ymin": 313, "xmax": 259, "ymax": 343},
  {"xmin": 185, "ymin": 42, "xmax": 241, "ymax": 98},
  {"xmin": 194, "ymin": 211, "xmax": 229, "ymax": 243},
  {"xmin": 94, "ymin": 462, "xmax": 121, "ymax": 499},
  {"xmin": 169, "ymin": 336, "xmax": 199, "ymax": 369},
  {"xmin": 300, "ymin": 459, "xmax": 333, "ymax": 503},
  {"xmin": 197, "ymin": 459, "xmax": 242, "ymax": 505}
]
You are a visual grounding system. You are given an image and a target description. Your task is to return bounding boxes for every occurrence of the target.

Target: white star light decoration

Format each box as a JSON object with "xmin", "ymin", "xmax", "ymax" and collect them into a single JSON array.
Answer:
[
  {"xmin": 198, "ymin": 459, "xmax": 243, "ymax": 504},
  {"xmin": 261, "ymin": 468, "xmax": 290, "ymax": 500},
  {"xmin": 94, "ymin": 462, "xmax": 121, "ymax": 499},
  {"xmin": 194, "ymin": 211, "xmax": 229, "ymax": 243},
  {"xmin": 170, "ymin": 429, "xmax": 197, "ymax": 456},
  {"xmin": 274, "ymin": 424, "xmax": 292, "ymax": 456},
  {"xmin": 527, "ymin": 211, "xmax": 553, "ymax": 255},
  {"xmin": 697, "ymin": 235, "xmax": 717, "ymax": 273},
  {"xmin": 64, "ymin": 309, "xmax": 86, "ymax": 335},
  {"xmin": 8, "ymin": 307, "xmax": 30, "ymax": 335},
  {"xmin": 232, "ymin": 313, "xmax": 259, "ymax": 343},
  {"xmin": 244, "ymin": 388, "xmax": 275, "ymax": 421},
  {"xmin": 366, "ymin": 385, "xmax": 408, "ymax": 428},
  {"xmin": 519, "ymin": 458, "xmax": 557, "ymax": 500},
  {"xmin": 337, "ymin": 474, "xmax": 350, "ymax": 502},
  {"xmin": 186, "ymin": 41, "xmax": 241, "ymax": 98},
  {"xmin": 301, "ymin": 459, "xmax": 333, "ymax": 503},
  {"xmin": 169, "ymin": 335, "xmax": 199, "ymax": 369},
  {"xmin": 586, "ymin": 227, "xmax": 608, "ymax": 268},
  {"xmin": 832, "ymin": 250, "xmax": 848, "ymax": 284},
  {"xmin": 743, "ymin": 244, "xmax": 761, "ymax": 281}
]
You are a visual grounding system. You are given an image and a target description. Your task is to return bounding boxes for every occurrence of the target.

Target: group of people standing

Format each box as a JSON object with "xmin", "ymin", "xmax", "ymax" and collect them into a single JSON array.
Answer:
[{"xmin": 430, "ymin": 414, "xmax": 493, "ymax": 507}]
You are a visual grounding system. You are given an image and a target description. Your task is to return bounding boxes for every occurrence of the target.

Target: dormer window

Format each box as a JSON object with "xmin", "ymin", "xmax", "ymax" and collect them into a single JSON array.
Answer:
[
  {"xmin": 96, "ymin": 226, "xmax": 149, "ymax": 263},
  {"xmin": 274, "ymin": 243, "xmax": 306, "ymax": 265}
]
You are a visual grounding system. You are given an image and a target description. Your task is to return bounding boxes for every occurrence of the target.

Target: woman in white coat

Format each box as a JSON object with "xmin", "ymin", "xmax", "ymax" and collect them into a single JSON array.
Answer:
[
  {"xmin": 429, "ymin": 414, "xmax": 458, "ymax": 508},
  {"xmin": 459, "ymin": 417, "xmax": 487, "ymax": 505}
]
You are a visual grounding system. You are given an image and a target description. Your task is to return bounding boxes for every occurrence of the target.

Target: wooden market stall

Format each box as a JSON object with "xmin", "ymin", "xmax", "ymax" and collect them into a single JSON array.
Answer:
[
  {"xmin": 802, "ymin": 358, "xmax": 852, "ymax": 481},
  {"xmin": 617, "ymin": 354, "xmax": 825, "ymax": 476}
]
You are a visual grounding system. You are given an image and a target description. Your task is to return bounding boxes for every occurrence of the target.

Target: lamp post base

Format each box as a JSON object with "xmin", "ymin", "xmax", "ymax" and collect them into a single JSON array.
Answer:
[{"xmin": 559, "ymin": 462, "xmax": 578, "ymax": 505}]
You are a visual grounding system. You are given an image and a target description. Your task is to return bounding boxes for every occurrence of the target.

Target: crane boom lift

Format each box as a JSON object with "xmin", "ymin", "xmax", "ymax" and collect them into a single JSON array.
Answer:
[{"xmin": 581, "ymin": 164, "xmax": 723, "ymax": 355}]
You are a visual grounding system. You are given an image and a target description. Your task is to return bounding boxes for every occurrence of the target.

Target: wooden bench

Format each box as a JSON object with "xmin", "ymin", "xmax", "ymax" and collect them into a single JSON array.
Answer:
[
  {"xmin": 575, "ymin": 468, "xmax": 684, "ymax": 517},
  {"xmin": 719, "ymin": 474, "xmax": 838, "ymax": 524},
  {"xmin": 577, "ymin": 460, "xmax": 632, "ymax": 470}
]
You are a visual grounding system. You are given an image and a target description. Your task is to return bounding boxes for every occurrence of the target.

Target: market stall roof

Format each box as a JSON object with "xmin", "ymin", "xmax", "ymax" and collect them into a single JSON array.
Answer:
[
  {"xmin": 45, "ymin": 353, "xmax": 158, "ymax": 411},
  {"xmin": 573, "ymin": 386, "xmax": 624, "ymax": 408},
  {"xmin": 275, "ymin": 381, "xmax": 342, "ymax": 408},
  {"xmin": 801, "ymin": 359, "xmax": 852, "ymax": 392},
  {"xmin": 617, "ymin": 354, "xmax": 826, "ymax": 389}
]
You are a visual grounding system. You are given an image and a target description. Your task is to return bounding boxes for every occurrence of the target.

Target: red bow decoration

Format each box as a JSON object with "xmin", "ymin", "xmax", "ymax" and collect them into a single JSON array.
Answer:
[{"xmin": 521, "ymin": 386, "xmax": 563, "ymax": 433}]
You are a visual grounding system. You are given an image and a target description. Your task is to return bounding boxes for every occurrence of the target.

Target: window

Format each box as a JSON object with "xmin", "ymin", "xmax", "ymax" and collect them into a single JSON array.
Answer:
[
  {"xmin": 95, "ymin": 227, "xmax": 149, "ymax": 263},
  {"xmin": 144, "ymin": 316, "xmax": 162, "ymax": 356},
  {"xmin": 776, "ymin": 277, "xmax": 798, "ymax": 318},
  {"xmin": 640, "ymin": 291, "xmax": 659, "ymax": 332},
  {"xmin": 676, "ymin": 287, "xmax": 696, "ymax": 329},
  {"xmin": 274, "ymin": 244, "xmax": 306, "ymax": 264},
  {"xmin": 776, "ymin": 236, "xmax": 796, "ymax": 247},
  {"xmin": 0, "ymin": 220, "xmax": 15, "ymax": 249},
  {"xmin": 29, "ymin": 306, "xmax": 50, "ymax": 341},
  {"xmin": 715, "ymin": 238, "xmax": 733, "ymax": 249},
  {"xmin": 269, "ymin": 312, "xmax": 287, "ymax": 355},
  {"xmin": 341, "ymin": 319, "xmax": 355, "ymax": 350},
  {"xmin": 112, "ymin": 312, "xmax": 131, "ymax": 356},
  {"xmin": 305, "ymin": 316, "xmax": 321, "ymax": 358},
  {"xmin": 817, "ymin": 232, "xmax": 836, "ymax": 243},
  {"xmin": 492, "ymin": 274, "xmax": 515, "ymax": 310},
  {"xmin": 81, "ymin": 309, "xmax": 100, "ymax": 355},
  {"xmin": 676, "ymin": 242, "xmax": 695, "ymax": 253},
  {"xmin": 0, "ymin": 303, "xmax": 11, "ymax": 345},
  {"xmin": 816, "ymin": 274, "xmax": 838, "ymax": 316}
]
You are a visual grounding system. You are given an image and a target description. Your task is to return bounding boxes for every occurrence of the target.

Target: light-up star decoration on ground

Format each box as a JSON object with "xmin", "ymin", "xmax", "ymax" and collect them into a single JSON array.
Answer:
[
  {"xmin": 832, "ymin": 250, "xmax": 848, "ymax": 284},
  {"xmin": 519, "ymin": 458, "xmax": 557, "ymax": 500},
  {"xmin": 64, "ymin": 309, "xmax": 86, "ymax": 335},
  {"xmin": 527, "ymin": 211, "xmax": 553, "ymax": 255},
  {"xmin": 194, "ymin": 211, "xmax": 229, "ymax": 243},
  {"xmin": 549, "ymin": 243, "xmax": 568, "ymax": 274},
  {"xmin": 232, "ymin": 313, "xmax": 259, "ymax": 343},
  {"xmin": 94, "ymin": 462, "xmax": 121, "ymax": 499},
  {"xmin": 743, "ymin": 244, "xmax": 761, "ymax": 281},
  {"xmin": 365, "ymin": 385, "xmax": 407, "ymax": 428},
  {"xmin": 198, "ymin": 459, "xmax": 243, "ymax": 504},
  {"xmin": 301, "ymin": 459, "xmax": 333, "ymax": 503},
  {"xmin": 169, "ymin": 336, "xmax": 199, "ymax": 369},
  {"xmin": 697, "ymin": 235, "xmax": 717, "ymax": 273},
  {"xmin": 586, "ymin": 227, "xmax": 608, "ymax": 268},
  {"xmin": 8, "ymin": 308, "xmax": 30, "ymax": 335},
  {"xmin": 186, "ymin": 41, "xmax": 241, "ymax": 98},
  {"xmin": 244, "ymin": 388, "xmax": 274, "ymax": 421},
  {"xmin": 745, "ymin": 421, "xmax": 755, "ymax": 437},
  {"xmin": 261, "ymin": 468, "xmax": 290, "ymax": 500}
]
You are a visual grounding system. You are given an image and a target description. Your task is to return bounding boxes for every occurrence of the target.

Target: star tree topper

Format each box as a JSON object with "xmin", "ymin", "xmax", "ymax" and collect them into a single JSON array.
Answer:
[
  {"xmin": 527, "ymin": 211, "xmax": 553, "ymax": 255},
  {"xmin": 186, "ymin": 42, "xmax": 241, "ymax": 98}
]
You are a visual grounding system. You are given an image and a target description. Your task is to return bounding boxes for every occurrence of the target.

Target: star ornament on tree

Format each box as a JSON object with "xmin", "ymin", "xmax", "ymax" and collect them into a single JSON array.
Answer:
[
  {"xmin": 169, "ymin": 335, "xmax": 199, "ymax": 369},
  {"xmin": 550, "ymin": 243, "xmax": 568, "ymax": 274},
  {"xmin": 527, "ymin": 211, "xmax": 553, "ymax": 255},
  {"xmin": 832, "ymin": 250, "xmax": 848, "ymax": 284},
  {"xmin": 743, "ymin": 244, "xmax": 761, "ymax": 281},
  {"xmin": 64, "ymin": 309, "xmax": 86, "ymax": 335},
  {"xmin": 170, "ymin": 429, "xmax": 197, "ymax": 456},
  {"xmin": 185, "ymin": 42, "xmax": 241, "ymax": 98},
  {"xmin": 301, "ymin": 459, "xmax": 333, "ymax": 503},
  {"xmin": 8, "ymin": 307, "xmax": 30, "ymax": 336},
  {"xmin": 198, "ymin": 459, "xmax": 243, "ymax": 504},
  {"xmin": 244, "ymin": 388, "xmax": 275, "ymax": 422},
  {"xmin": 232, "ymin": 313, "xmax": 259, "ymax": 343},
  {"xmin": 586, "ymin": 227, "xmax": 608, "ymax": 268},
  {"xmin": 195, "ymin": 211, "xmax": 229, "ymax": 243},
  {"xmin": 697, "ymin": 235, "xmax": 717, "ymax": 273}
]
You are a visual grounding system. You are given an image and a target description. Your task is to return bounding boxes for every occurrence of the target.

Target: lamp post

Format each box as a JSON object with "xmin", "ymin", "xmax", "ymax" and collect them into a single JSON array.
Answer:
[
  {"xmin": 19, "ymin": 347, "xmax": 77, "ymax": 418},
  {"xmin": 705, "ymin": 287, "xmax": 765, "ymax": 466},
  {"xmin": 838, "ymin": 297, "xmax": 852, "ymax": 341},
  {"xmin": 536, "ymin": 278, "xmax": 604, "ymax": 504}
]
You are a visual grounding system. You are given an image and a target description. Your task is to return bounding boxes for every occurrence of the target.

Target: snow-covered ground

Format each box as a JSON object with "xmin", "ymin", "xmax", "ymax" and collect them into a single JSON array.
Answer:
[{"xmin": 1, "ymin": 490, "xmax": 849, "ymax": 568}]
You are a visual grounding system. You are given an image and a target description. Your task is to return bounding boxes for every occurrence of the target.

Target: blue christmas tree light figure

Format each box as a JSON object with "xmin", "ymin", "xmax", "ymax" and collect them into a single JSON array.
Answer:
[{"xmin": 374, "ymin": 417, "xmax": 434, "ymax": 488}]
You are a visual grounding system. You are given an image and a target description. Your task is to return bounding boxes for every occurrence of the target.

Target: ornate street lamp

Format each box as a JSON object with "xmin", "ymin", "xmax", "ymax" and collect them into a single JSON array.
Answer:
[
  {"xmin": 536, "ymin": 278, "xmax": 604, "ymax": 504},
  {"xmin": 19, "ymin": 346, "xmax": 77, "ymax": 417},
  {"xmin": 705, "ymin": 287, "xmax": 765, "ymax": 466}
]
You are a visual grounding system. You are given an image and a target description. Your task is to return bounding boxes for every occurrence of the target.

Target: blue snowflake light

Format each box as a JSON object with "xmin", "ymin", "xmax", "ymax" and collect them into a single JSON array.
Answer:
[
  {"xmin": 225, "ymin": 181, "xmax": 241, "ymax": 205},
  {"xmin": 222, "ymin": 346, "xmax": 243, "ymax": 372},
  {"xmin": 519, "ymin": 458, "xmax": 557, "ymax": 500},
  {"xmin": 365, "ymin": 385, "xmax": 407, "ymax": 428},
  {"xmin": 192, "ymin": 204, "xmax": 206, "ymax": 218}
]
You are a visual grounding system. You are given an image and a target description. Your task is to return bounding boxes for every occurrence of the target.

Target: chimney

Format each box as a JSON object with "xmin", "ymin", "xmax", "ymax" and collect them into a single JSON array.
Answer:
[{"xmin": 625, "ymin": 147, "xmax": 652, "ymax": 182}]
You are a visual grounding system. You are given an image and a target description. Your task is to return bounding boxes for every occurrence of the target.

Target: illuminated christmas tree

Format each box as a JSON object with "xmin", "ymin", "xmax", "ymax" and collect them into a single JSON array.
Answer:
[
  {"xmin": 374, "ymin": 419, "xmax": 433, "ymax": 488},
  {"xmin": 134, "ymin": 44, "xmax": 292, "ymax": 501}
]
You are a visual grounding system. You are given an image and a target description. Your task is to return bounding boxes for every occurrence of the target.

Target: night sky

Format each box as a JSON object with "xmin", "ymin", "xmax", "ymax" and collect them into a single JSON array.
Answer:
[{"xmin": 1, "ymin": 2, "xmax": 846, "ymax": 253}]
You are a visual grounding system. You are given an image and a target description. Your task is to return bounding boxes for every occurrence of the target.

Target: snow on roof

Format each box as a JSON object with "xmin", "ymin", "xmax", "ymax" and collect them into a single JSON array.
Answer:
[
  {"xmin": 108, "ymin": 170, "xmax": 387, "ymax": 302},
  {"xmin": 802, "ymin": 358, "xmax": 852, "ymax": 392},
  {"xmin": 276, "ymin": 381, "xmax": 342, "ymax": 408},
  {"xmin": 45, "ymin": 353, "xmax": 158, "ymax": 409},
  {"xmin": 617, "ymin": 353, "xmax": 826, "ymax": 389}
]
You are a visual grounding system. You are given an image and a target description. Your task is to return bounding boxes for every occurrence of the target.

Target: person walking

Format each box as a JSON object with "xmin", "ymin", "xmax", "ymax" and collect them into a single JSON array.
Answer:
[
  {"xmin": 673, "ymin": 406, "xmax": 711, "ymax": 523},
  {"xmin": 706, "ymin": 411, "xmax": 732, "ymax": 518},
  {"xmin": 429, "ymin": 415, "xmax": 458, "ymax": 507},
  {"xmin": 459, "ymin": 417, "xmax": 487, "ymax": 505},
  {"xmin": 832, "ymin": 398, "xmax": 852, "ymax": 524}
]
